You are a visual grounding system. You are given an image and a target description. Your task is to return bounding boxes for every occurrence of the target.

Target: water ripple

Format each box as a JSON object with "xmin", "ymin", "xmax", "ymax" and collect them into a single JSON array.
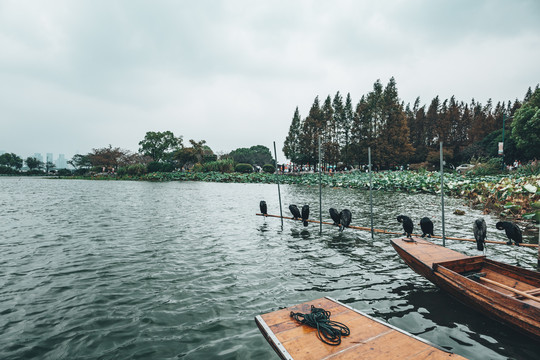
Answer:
[{"xmin": 0, "ymin": 178, "xmax": 539, "ymax": 359}]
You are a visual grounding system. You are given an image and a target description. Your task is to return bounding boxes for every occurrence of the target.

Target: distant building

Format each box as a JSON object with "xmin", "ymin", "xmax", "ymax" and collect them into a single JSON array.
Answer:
[
  {"xmin": 34, "ymin": 153, "xmax": 43, "ymax": 162},
  {"xmin": 56, "ymin": 154, "xmax": 67, "ymax": 169},
  {"xmin": 46, "ymin": 153, "xmax": 53, "ymax": 164}
]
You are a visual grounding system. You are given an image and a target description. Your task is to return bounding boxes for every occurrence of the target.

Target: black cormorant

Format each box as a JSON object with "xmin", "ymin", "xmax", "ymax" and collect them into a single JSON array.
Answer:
[
  {"xmin": 289, "ymin": 204, "xmax": 301, "ymax": 220},
  {"xmin": 397, "ymin": 215, "xmax": 414, "ymax": 238},
  {"xmin": 473, "ymin": 218, "xmax": 487, "ymax": 251},
  {"xmin": 301, "ymin": 205, "xmax": 310, "ymax": 227},
  {"xmin": 339, "ymin": 209, "xmax": 352, "ymax": 232},
  {"xmin": 329, "ymin": 208, "xmax": 341, "ymax": 226},
  {"xmin": 496, "ymin": 221, "xmax": 522, "ymax": 246},
  {"xmin": 419, "ymin": 217, "xmax": 434, "ymax": 238},
  {"xmin": 259, "ymin": 200, "xmax": 267, "ymax": 216}
]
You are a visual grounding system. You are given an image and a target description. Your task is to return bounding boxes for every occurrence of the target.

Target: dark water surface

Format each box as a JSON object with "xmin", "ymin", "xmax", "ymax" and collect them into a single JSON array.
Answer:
[{"xmin": 1, "ymin": 177, "xmax": 539, "ymax": 359}]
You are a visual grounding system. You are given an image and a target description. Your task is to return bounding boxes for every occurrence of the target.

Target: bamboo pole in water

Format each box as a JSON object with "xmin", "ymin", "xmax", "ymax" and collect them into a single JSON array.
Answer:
[
  {"xmin": 440, "ymin": 142, "xmax": 446, "ymax": 247},
  {"xmin": 255, "ymin": 213, "xmax": 538, "ymax": 248},
  {"xmin": 318, "ymin": 136, "xmax": 322, "ymax": 235},
  {"xmin": 369, "ymin": 147, "xmax": 374, "ymax": 240},
  {"xmin": 273, "ymin": 141, "xmax": 283, "ymax": 229}
]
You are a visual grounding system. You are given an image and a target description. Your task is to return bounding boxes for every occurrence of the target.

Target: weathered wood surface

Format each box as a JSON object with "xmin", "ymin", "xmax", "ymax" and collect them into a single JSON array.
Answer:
[
  {"xmin": 255, "ymin": 297, "xmax": 466, "ymax": 360},
  {"xmin": 391, "ymin": 237, "xmax": 540, "ymax": 341}
]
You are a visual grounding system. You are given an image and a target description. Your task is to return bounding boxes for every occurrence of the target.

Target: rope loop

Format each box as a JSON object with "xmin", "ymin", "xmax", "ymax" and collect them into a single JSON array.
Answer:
[{"xmin": 290, "ymin": 305, "xmax": 350, "ymax": 346}]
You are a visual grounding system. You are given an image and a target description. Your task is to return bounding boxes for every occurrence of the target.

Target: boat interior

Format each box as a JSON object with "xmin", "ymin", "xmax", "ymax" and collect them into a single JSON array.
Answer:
[{"xmin": 433, "ymin": 256, "xmax": 540, "ymax": 305}]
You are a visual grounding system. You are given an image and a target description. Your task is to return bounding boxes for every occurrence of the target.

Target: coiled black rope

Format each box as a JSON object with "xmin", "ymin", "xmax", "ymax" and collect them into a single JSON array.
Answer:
[{"xmin": 290, "ymin": 305, "xmax": 350, "ymax": 346}]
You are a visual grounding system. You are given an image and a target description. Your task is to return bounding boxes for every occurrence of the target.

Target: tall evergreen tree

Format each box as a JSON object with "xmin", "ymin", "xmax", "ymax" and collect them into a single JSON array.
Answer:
[
  {"xmin": 349, "ymin": 95, "xmax": 369, "ymax": 166},
  {"xmin": 321, "ymin": 95, "xmax": 339, "ymax": 165},
  {"xmin": 446, "ymin": 96, "xmax": 462, "ymax": 157},
  {"xmin": 341, "ymin": 93, "xmax": 354, "ymax": 165},
  {"xmin": 283, "ymin": 107, "xmax": 303, "ymax": 163},
  {"xmin": 377, "ymin": 77, "xmax": 415, "ymax": 167},
  {"xmin": 332, "ymin": 91, "xmax": 345, "ymax": 149},
  {"xmin": 425, "ymin": 96, "xmax": 440, "ymax": 147},
  {"xmin": 299, "ymin": 96, "xmax": 323, "ymax": 165}
]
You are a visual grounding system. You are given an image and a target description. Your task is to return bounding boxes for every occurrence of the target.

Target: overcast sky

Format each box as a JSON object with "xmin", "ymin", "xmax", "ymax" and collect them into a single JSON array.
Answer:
[{"xmin": 1, "ymin": 0, "xmax": 539, "ymax": 162}]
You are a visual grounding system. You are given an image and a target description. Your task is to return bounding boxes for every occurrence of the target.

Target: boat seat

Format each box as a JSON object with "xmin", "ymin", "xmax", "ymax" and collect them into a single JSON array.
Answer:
[{"xmin": 515, "ymin": 287, "xmax": 540, "ymax": 299}]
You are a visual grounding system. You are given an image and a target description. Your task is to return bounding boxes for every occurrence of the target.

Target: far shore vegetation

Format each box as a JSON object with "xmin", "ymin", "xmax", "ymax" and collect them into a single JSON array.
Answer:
[{"xmin": 2, "ymin": 80, "xmax": 539, "ymax": 223}]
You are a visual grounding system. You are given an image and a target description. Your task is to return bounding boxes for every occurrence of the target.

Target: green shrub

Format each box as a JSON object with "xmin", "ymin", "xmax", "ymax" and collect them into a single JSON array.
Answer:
[
  {"xmin": 409, "ymin": 162, "xmax": 429, "ymax": 171},
  {"xmin": 516, "ymin": 161, "xmax": 540, "ymax": 176},
  {"xmin": 262, "ymin": 164, "xmax": 275, "ymax": 173},
  {"xmin": 147, "ymin": 161, "xmax": 161, "ymax": 173},
  {"xmin": 0, "ymin": 165, "xmax": 17, "ymax": 174},
  {"xmin": 57, "ymin": 168, "xmax": 72, "ymax": 176},
  {"xmin": 235, "ymin": 163, "xmax": 253, "ymax": 173},
  {"xmin": 202, "ymin": 154, "xmax": 218, "ymax": 163},
  {"xmin": 73, "ymin": 168, "xmax": 88, "ymax": 176},
  {"xmin": 203, "ymin": 161, "xmax": 219, "ymax": 172},
  {"xmin": 127, "ymin": 164, "xmax": 146, "ymax": 175},
  {"xmin": 203, "ymin": 159, "xmax": 235, "ymax": 173},
  {"xmin": 147, "ymin": 161, "xmax": 174, "ymax": 173},
  {"xmin": 470, "ymin": 158, "xmax": 503, "ymax": 176},
  {"xmin": 191, "ymin": 163, "xmax": 204, "ymax": 172}
]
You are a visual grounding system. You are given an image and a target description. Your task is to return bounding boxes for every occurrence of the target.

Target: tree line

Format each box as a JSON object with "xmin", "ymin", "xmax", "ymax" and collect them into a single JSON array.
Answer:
[
  {"xmin": 0, "ymin": 131, "xmax": 275, "ymax": 176},
  {"xmin": 283, "ymin": 77, "xmax": 540, "ymax": 169}
]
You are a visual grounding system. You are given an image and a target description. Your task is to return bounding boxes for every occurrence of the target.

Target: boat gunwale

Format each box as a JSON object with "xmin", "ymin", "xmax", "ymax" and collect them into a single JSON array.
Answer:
[
  {"xmin": 391, "ymin": 237, "xmax": 540, "ymax": 340},
  {"xmin": 324, "ymin": 296, "xmax": 457, "ymax": 355}
]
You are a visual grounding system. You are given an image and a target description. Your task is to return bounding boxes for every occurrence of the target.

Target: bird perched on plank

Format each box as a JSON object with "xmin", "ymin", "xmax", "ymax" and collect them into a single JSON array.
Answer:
[
  {"xmin": 301, "ymin": 205, "xmax": 310, "ymax": 227},
  {"xmin": 473, "ymin": 218, "xmax": 487, "ymax": 251},
  {"xmin": 496, "ymin": 221, "xmax": 522, "ymax": 246},
  {"xmin": 339, "ymin": 209, "xmax": 352, "ymax": 232},
  {"xmin": 397, "ymin": 215, "xmax": 414, "ymax": 238},
  {"xmin": 419, "ymin": 217, "xmax": 434, "ymax": 238},
  {"xmin": 289, "ymin": 204, "xmax": 301, "ymax": 220},
  {"xmin": 329, "ymin": 208, "xmax": 341, "ymax": 226},
  {"xmin": 260, "ymin": 200, "xmax": 267, "ymax": 216}
]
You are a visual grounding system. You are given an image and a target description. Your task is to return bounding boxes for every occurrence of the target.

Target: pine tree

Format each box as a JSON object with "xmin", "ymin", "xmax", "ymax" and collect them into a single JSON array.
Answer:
[
  {"xmin": 426, "ymin": 96, "xmax": 440, "ymax": 147},
  {"xmin": 321, "ymin": 95, "xmax": 338, "ymax": 165},
  {"xmin": 299, "ymin": 96, "xmax": 323, "ymax": 165},
  {"xmin": 469, "ymin": 99, "xmax": 485, "ymax": 143},
  {"xmin": 350, "ymin": 96, "xmax": 369, "ymax": 166},
  {"xmin": 377, "ymin": 77, "xmax": 415, "ymax": 167},
  {"xmin": 446, "ymin": 96, "xmax": 462, "ymax": 155},
  {"xmin": 283, "ymin": 107, "xmax": 302, "ymax": 163},
  {"xmin": 332, "ymin": 91, "xmax": 345, "ymax": 157},
  {"xmin": 342, "ymin": 93, "xmax": 354, "ymax": 166}
]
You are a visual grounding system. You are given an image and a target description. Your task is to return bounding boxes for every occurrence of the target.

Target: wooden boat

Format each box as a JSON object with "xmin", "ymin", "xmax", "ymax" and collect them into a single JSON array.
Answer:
[
  {"xmin": 255, "ymin": 296, "xmax": 466, "ymax": 359},
  {"xmin": 391, "ymin": 237, "xmax": 540, "ymax": 341}
]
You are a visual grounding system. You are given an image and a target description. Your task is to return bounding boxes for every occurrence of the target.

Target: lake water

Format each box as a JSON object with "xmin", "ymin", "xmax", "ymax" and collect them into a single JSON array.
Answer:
[{"xmin": 1, "ymin": 177, "xmax": 539, "ymax": 359}]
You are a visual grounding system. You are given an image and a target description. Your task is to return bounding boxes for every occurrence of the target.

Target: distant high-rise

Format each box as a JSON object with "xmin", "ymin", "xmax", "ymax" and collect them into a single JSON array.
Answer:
[
  {"xmin": 46, "ymin": 153, "xmax": 53, "ymax": 165},
  {"xmin": 34, "ymin": 153, "xmax": 43, "ymax": 162},
  {"xmin": 56, "ymin": 154, "xmax": 67, "ymax": 169}
]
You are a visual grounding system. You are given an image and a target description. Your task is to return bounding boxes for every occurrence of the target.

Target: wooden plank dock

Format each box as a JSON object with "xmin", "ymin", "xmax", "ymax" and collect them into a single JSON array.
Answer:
[{"xmin": 255, "ymin": 296, "xmax": 467, "ymax": 359}]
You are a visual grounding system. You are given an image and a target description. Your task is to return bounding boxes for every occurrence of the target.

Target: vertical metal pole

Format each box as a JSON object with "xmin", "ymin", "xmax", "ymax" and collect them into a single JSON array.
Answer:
[
  {"xmin": 440, "ymin": 142, "xmax": 446, "ymax": 247},
  {"xmin": 319, "ymin": 136, "xmax": 322, "ymax": 235},
  {"xmin": 537, "ymin": 228, "xmax": 539, "ymax": 269},
  {"xmin": 501, "ymin": 113, "xmax": 506, "ymax": 171},
  {"xmin": 273, "ymin": 141, "xmax": 283, "ymax": 229},
  {"xmin": 369, "ymin": 147, "xmax": 374, "ymax": 239}
]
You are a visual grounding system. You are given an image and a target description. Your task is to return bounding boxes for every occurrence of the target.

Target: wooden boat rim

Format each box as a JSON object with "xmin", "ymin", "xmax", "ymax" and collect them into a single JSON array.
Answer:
[
  {"xmin": 324, "ymin": 296, "xmax": 456, "ymax": 355},
  {"xmin": 255, "ymin": 314, "xmax": 293, "ymax": 360}
]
